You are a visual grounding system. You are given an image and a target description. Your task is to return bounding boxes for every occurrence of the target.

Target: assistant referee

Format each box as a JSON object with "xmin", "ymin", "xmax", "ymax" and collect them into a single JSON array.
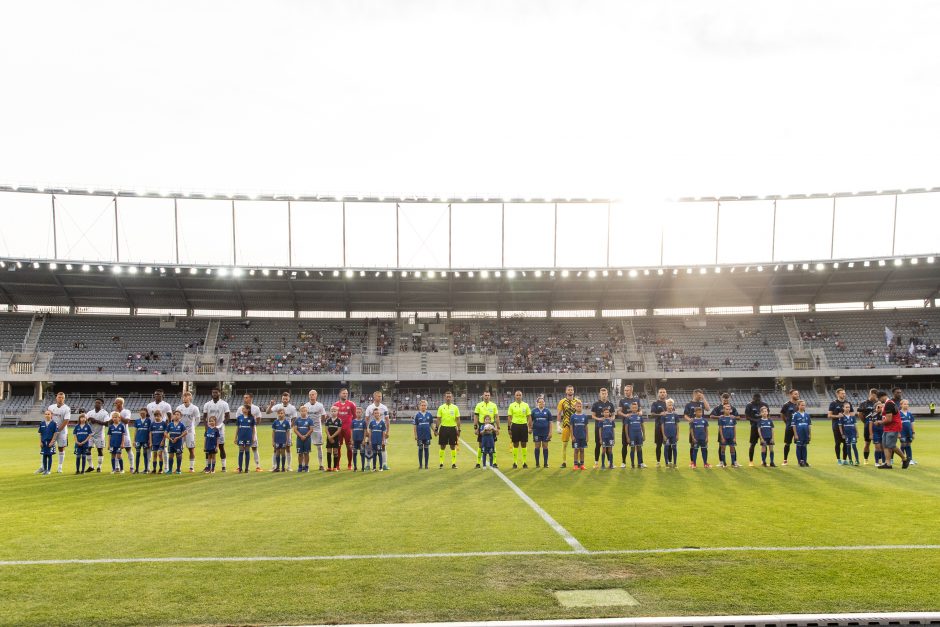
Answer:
[{"xmin": 434, "ymin": 391, "xmax": 461, "ymax": 469}]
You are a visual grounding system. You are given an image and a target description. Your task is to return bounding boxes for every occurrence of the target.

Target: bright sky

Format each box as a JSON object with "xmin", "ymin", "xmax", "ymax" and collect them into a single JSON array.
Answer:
[{"xmin": 1, "ymin": 0, "xmax": 939, "ymax": 267}]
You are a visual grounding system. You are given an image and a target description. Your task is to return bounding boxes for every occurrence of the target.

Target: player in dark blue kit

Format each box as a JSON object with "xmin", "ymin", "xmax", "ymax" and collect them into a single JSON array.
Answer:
[
  {"xmin": 592, "ymin": 388, "xmax": 615, "ymax": 469},
  {"xmin": 149, "ymin": 410, "xmax": 168, "ymax": 474},
  {"xmin": 660, "ymin": 399, "xmax": 680, "ymax": 468},
  {"xmin": 107, "ymin": 412, "xmax": 127, "ymax": 473},
  {"xmin": 647, "ymin": 387, "xmax": 667, "ymax": 466},
  {"xmin": 72, "ymin": 412, "xmax": 92, "ymax": 474},
  {"xmin": 857, "ymin": 388, "xmax": 878, "ymax": 463},
  {"xmin": 204, "ymin": 416, "xmax": 220, "ymax": 473},
  {"xmin": 351, "ymin": 408, "xmax": 368, "ymax": 471},
  {"xmin": 235, "ymin": 404, "xmax": 256, "ymax": 474},
  {"xmin": 744, "ymin": 393, "xmax": 769, "ymax": 467},
  {"xmin": 780, "ymin": 389, "xmax": 800, "ymax": 466},
  {"xmin": 828, "ymin": 388, "xmax": 853, "ymax": 465},
  {"xmin": 869, "ymin": 402, "xmax": 885, "ymax": 466},
  {"xmin": 293, "ymin": 410, "xmax": 314, "ymax": 472},
  {"xmin": 38, "ymin": 410, "xmax": 57, "ymax": 475},
  {"xmin": 570, "ymin": 400, "xmax": 589, "ymax": 470},
  {"xmin": 133, "ymin": 407, "xmax": 151, "ymax": 474},
  {"xmin": 368, "ymin": 409, "xmax": 387, "ymax": 471},
  {"xmin": 683, "ymin": 390, "xmax": 710, "ymax": 464},
  {"xmin": 690, "ymin": 406, "xmax": 710, "ymax": 469},
  {"xmin": 757, "ymin": 406, "xmax": 776, "ymax": 467},
  {"xmin": 792, "ymin": 400, "xmax": 812, "ymax": 467},
  {"xmin": 531, "ymin": 397, "xmax": 553, "ymax": 468},
  {"xmin": 839, "ymin": 402, "xmax": 859, "ymax": 466},
  {"xmin": 271, "ymin": 410, "xmax": 290, "ymax": 471},
  {"xmin": 599, "ymin": 415, "xmax": 615, "ymax": 469},
  {"xmin": 166, "ymin": 411, "xmax": 187, "ymax": 474},
  {"xmin": 412, "ymin": 399, "xmax": 433, "ymax": 470},
  {"xmin": 717, "ymin": 404, "xmax": 740, "ymax": 468},
  {"xmin": 625, "ymin": 403, "xmax": 645, "ymax": 468},
  {"xmin": 899, "ymin": 399, "xmax": 916, "ymax": 465}
]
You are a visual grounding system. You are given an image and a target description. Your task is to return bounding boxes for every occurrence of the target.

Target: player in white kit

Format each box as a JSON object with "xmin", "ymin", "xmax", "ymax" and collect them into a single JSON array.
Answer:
[
  {"xmin": 175, "ymin": 390, "xmax": 202, "ymax": 472},
  {"xmin": 242, "ymin": 393, "xmax": 263, "ymax": 471},
  {"xmin": 202, "ymin": 388, "xmax": 231, "ymax": 471},
  {"xmin": 85, "ymin": 397, "xmax": 110, "ymax": 472},
  {"xmin": 267, "ymin": 391, "xmax": 298, "ymax": 471},
  {"xmin": 147, "ymin": 389, "xmax": 174, "ymax": 466},
  {"xmin": 301, "ymin": 389, "xmax": 326, "ymax": 471},
  {"xmin": 113, "ymin": 397, "xmax": 134, "ymax": 471},
  {"xmin": 46, "ymin": 392, "xmax": 71, "ymax": 473},
  {"xmin": 363, "ymin": 390, "xmax": 391, "ymax": 471}
]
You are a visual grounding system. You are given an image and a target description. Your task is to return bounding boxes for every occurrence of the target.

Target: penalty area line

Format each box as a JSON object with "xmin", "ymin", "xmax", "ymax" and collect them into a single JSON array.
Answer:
[
  {"xmin": 459, "ymin": 436, "xmax": 588, "ymax": 553},
  {"xmin": 1, "ymin": 545, "xmax": 939, "ymax": 567}
]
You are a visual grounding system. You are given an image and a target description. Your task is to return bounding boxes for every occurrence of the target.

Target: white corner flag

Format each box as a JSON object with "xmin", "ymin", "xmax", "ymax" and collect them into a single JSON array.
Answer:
[{"xmin": 885, "ymin": 326, "xmax": 895, "ymax": 347}]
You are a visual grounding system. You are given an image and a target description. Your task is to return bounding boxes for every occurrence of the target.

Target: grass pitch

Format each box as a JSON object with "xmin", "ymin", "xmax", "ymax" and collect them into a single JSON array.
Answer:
[{"xmin": 1, "ymin": 422, "xmax": 939, "ymax": 626}]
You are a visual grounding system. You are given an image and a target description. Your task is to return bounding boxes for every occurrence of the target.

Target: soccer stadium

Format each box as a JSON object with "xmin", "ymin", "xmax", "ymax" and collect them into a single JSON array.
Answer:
[{"xmin": 2, "ymin": 2, "xmax": 940, "ymax": 627}]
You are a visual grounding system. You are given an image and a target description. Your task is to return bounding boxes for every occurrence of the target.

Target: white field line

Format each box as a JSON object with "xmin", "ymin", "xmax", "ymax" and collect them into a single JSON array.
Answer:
[
  {"xmin": 459, "ymin": 436, "xmax": 588, "ymax": 553},
  {"xmin": 1, "ymin": 544, "xmax": 939, "ymax": 567}
]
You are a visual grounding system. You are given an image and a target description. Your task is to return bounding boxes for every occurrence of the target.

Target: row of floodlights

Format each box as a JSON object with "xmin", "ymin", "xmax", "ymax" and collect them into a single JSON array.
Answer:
[{"xmin": 2, "ymin": 257, "xmax": 935, "ymax": 277}]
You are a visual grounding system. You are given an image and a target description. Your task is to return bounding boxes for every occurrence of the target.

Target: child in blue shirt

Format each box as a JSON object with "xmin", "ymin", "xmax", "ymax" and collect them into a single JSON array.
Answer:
[
  {"xmin": 479, "ymin": 415, "xmax": 496, "ymax": 467},
  {"xmin": 660, "ymin": 399, "xmax": 680, "ymax": 468},
  {"xmin": 839, "ymin": 402, "xmax": 859, "ymax": 466},
  {"xmin": 235, "ymin": 404, "xmax": 256, "ymax": 473},
  {"xmin": 166, "ymin": 411, "xmax": 187, "ymax": 474},
  {"xmin": 792, "ymin": 400, "xmax": 812, "ymax": 467},
  {"xmin": 107, "ymin": 412, "xmax": 127, "ymax": 473},
  {"xmin": 599, "ymin": 413, "xmax": 615, "ymax": 469},
  {"xmin": 149, "ymin": 411, "xmax": 168, "ymax": 474},
  {"xmin": 412, "ymin": 400, "xmax": 433, "ymax": 470},
  {"xmin": 72, "ymin": 412, "xmax": 92, "ymax": 474},
  {"xmin": 690, "ymin": 406, "xmax": 710, "ymax": 469},
  {"xmin": 757, "ymin": 406, "xmax": 776, "ymax": 467},
  {"xmin": 570, "ymin": 400, "xmax": 589, "ymax": 470},
  {"xmin": 899, "ymin": 399, "xmax": 916, "ymax": 465},
  {"xmin": 133, "ymin": 408, "xmax": 151, "ymax": 474},
  {"xmin": 531, "ymin": 397, "xmax": 553, "ymax": 468},
  {"xmin": 367, "ymin": 408, "xmax": 387, "ymax": 471},
  {"xmin": 204, "ymin": 416, "xmax": 220, "ymax": 473},
  {"xmin": 271, "ymin": 409, "xmax": 290, "ymax": 472},
  {"xmin": 717, "ymin": 404, "xmax": 740, "ymax": 468},
  {"xmin": 624, "ymin": 402, "xmax": 645, "ymax": 469},
  {"xmin": 38, "ymin": 410, "xmax": 57, "ymax": 475}
]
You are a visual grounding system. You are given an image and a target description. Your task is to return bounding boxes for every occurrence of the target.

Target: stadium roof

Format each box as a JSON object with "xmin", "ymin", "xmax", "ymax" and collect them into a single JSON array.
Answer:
[{"xmin": 0, "ymin": 257, "xmax": 936, "ymax": 312}]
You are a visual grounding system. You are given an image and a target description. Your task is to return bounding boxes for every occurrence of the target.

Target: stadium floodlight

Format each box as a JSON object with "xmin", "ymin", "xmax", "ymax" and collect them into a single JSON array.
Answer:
[
  {"xmin": 174, "ymin": 267, "xmax": 181, "ymax": 274},
  {"xmin": 773, "ymin": 265, "xmax": 779, "ymax": 271},
  {"xmin": 729, "ymin": 267, "xmax": 735, "ymax": 273},
  {"xmin": 801, "ymin": 263, "xmax": 809, "ymax": 270},
  {"xmin": 699, "ymin": 268, "xmax": 707, "ymax": 275},
  {"xmin": 98, "ymin": 265, "xmax": 105, "ymax": 272},
  {"xmin": 507, "ymin": 270, "xmax": 517, "ymax": 279},
  {"xmin": 32, "ymin": 261, "xmax": 40, "ymax": 269},
  {"xmin": 878, "ymin": 259, "xmax": 886, "ymax": 267},
  {"xmin": 928, "ymin": 256, "xmax": 935, "ymax": 264},
  {"xmin": 815, "ymin": 263, "xmax": 824, "ymax": 271},
  {"xmin": 847, "ymin": 262, "xmax": 854, "ymax": 268},
  {"xmin": 657, "ymin": 268, "xmax": 664, "ymax": 275},
  {"xmin": 232, "ymin": 268, "xmax": 243, "ymax": 277},
  {"xmin": 144, "ymin": 266, "xmax": 152, "ymax": 274},
  {"xmin": 0, "ymin": 261, "xmax": 5, "ymax": 268},
  {"xmin": 757, "ymin": 266, "xmax": 763, "ymax": 272},
  {"xmin": 549, "ymin": 270, "xmax": 556, "ymax": 277},
  {"xmin": 261, "ymin": 269, "xmax": 270, "ymax": 276},
  {"xmin": 910, "ymin": 258, "xmax": 918, "ymax": 265},
  {"xmin": 128, "ymin": 266, "xmax": 138, "ymax": 274},
  {"xmin": 494, "ymin": 270, "xmax": 502, "ymax": 278},
  {"xmin": 894, "ymin": 258, "xmax": 903, "ymax": 266},
  {"xmin": 628, "ymin": 269, "xmax": 638, "ymax": 278},
  {"xmin": 112, "ymin": 265, "xmax": 122, "ymax": 274},
  {"xmin": 276, "ymin": 269, "xmax": 284, "ymax": 276},
  {"xmin": 787, "ymin": 264, "xmax": 794, "ymax": 271},
  {"xmin": 359, "ymin": 270, "xmax": 365, "ymax": 277},
  {"xmin": 686, "ymin": 268, "xmax": 693, "ymax": 274},
  {"xmin": 304, "ymin": 270, "xmax": 310, "ymax": 276},
  {"xmin": 468, "ymin": 271, "xmax": 475, "ymax": 277},
  {"xmin": 713, "ymin": 267, "xmax": 721, "ymax": 274},
  {"xmin": 80, "ymin": 264, "xmax": 89, "ymax": 272},
  {"xmin": 401, "ymin": 270, "xmax": 408, "ymax": 278},
  {"xmin": 560, "ymin": 270, "xmax": 569, "ymax": 278},
  {"xmin": 643, "ymin": 269, "xmax": 650, "ymax": 276},
  {"xmin": 414, "ymin": 271, "xmax": 422, "ymax": 278},
  {"xmin": 616, "ymin": 270, "xmax": 622, "ymax": 277},
  {"xmin": 190, "ymin": 267, "xmax": 198, "ymax": 275},
  {"xmin": 833, "ymin": 262, "xmax": 840, "ymax": 269},
  {"xmin": 588, "ymin": 270, "xmax": 596, "ymax": 278},
  {"xmin": 217, "ymin": 268, "xmax": 229, "ymax": 277},
  {"xmin": 863, "ymin": 260, "xmax": 870, "ymax": 267},
  {"xmin": 672, "ymin": 269, "xmax": 678, "ymax": 275},
  {"xmin": 454, "ymin": 271, "xmax": 461, "ymax": 277},
  {"xmin": 480, "ymin": 270, "xmax": 489, "ymax": 278},
  {"xmin": 534, "ymin": 270, "xmax": 542, "ymax": 277},
  {"xmin": 49, "ymin": 262, "xmax": 57, "ymax": 269},
  {"xmin": 386, "ymin": 270, "xmax": 393, "ymax": 277},
  {"xmin": 65, "ymin": 263, "xmax": 72, "ymax": 270},
  {"xmin": 332, "ymin": 270, "xmax": 339, "ymax": 277},
  {"xmin": 345, "ymin": 269, "xmax": 354, "ymax": 278},
  {"xmin": 602, "ymin": 270, "xmax": 609, "ymax": 277}
]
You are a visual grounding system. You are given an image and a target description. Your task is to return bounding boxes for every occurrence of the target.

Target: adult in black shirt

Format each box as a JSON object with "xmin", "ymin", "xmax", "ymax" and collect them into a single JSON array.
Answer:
[
  {"xmin": 683, "ymin": 389, "xmax": 710, "ymax": 464},
  {"xmin": 779, "ymin": 389, "xmax": 800, "ymax": 465},
  {"xmin": 744, "ymin": 393, "xmax": 769, "ymax": 466},
  {"xmin": 710, "ymin": 392, "xmax": 738, "ymax": 447},
  {"xmin": 591, "ymin": 387, "xmax": 615, "ymax": 468},
  {"xmin": 648, "ymin": 387, "xmax": 667, "ymax": 465}
]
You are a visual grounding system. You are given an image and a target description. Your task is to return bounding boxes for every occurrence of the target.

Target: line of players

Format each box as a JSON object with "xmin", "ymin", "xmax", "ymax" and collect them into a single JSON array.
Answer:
[{"xmin": 34, "ymin": 383, "xmax": 918, "ymax": 474}]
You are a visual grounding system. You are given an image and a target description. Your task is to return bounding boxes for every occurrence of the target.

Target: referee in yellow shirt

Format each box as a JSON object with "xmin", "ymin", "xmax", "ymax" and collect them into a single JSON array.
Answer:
[
  {"xmin": 434, "ymin": 391, "xmax": 461, "ymax": 469},
  {"xmin": 507, "ymin": 390, "xmax": 532, "ymax": 468},
  {"xmin": 474, "ymin": 390, "xmax": 499, "ymax": 469},
  {"xmin": 556, "ymin": 385, "xmax": 580, "ymax": 469}
]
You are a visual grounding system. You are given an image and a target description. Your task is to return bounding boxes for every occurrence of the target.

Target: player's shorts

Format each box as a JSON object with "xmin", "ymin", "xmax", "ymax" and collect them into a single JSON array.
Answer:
[
  {"xmin": 863, "ymin": 425, "xmax": 872, "ymax": 442},
  {"xmin": 721, "ymin": 437, "xmax": 737, "ymax": 447},
  {"xmin": 91, "ymin": 434, "xmax": 105, "ymax": 449},
  {"xmin": 693, "ymin": 435, "xmax": 708, "ymax": 448},
  {"xmin": 204, "ymin": 445, "xmax": 217, "ymax": 454},
  {"xmin": 749, "ymin": 423, "xmax": 760, "ymax": 444},
  {"xmin": 561, "ymin": 424, "xmax": 571, "ymax": 443},
  {"xmin": 438, "ymin": 425, "xmax": 458, "ymax": 447},
  {"xmin": 122, "ymin": 432, "xmax": 131, "ymax": 447},
  {"xmin": 109, "ymin": 445, "xmax": 123, "ymax": 454},
  {"xmin": 843, "ymin": 434, "xmax": 857, "ymax": 445},
  {"xmin": 134, "ymin": 440, "xmax": 148, "ymax": 449},
  {"xmin": 900, "ymin": 429, "xmax": 914, "ymax": 443},
  {"xmin": 572, "ymin": 437, "xmax": 588, "ymax": 450},
  {"xmin": 882, "ymin": 431, "xmax": 899, "ymax": 449},
  {"xmin": 831, "ymin": 422, "xmax": 844, "ymax": 440},
  {"xmin": 296, "ymin": 439, "xmax": 311, "ymax": 453},
  {"xmin": 759, "ymin": 432, "xmax": 774, "ymax": 446},
  {"xmin": 663, "ymin": 434, "xmax": 677, "ymax": 445},
  {"xmin": 654, "ymin": 422, "xmax": 664, "ymax": 445},
  {"xmin": 602, "ymin": 437, "xmax": 615, "ymax": 447},
  {"xmin": 168, "ymin": 442, "xmax": 183, "ymax": 454},
  {"xmin": 309, "ymin": 429, "xmax": 323, "ymax": 446},
  {"xmin": 353, "ymin": 439, "xmax": 364, "ymax": 451},
  {"xmin": 628, "ymin": 430, "xmax": 644, "ymax": 445},
  {"xmin": 236, "ymin": 437, "xmax": 253, "ymax": 447},
  {"xmin": 55, "ymin": 430, "xmax": 68, "ymax": 448},
  {"xmin": 416, "ymin": 438, "xmax": 431, "ymax": 447},
  {"xmin": 795, "ymin": 427, "xmax": 810, "ymax": 444},
  {"xmin": 74, "ymin": 445, "xmax": 89, "ymax": 456},
  {"xmin": 325, "ymin": 429, "xmax": 342, "ymax": 449},
  {"xmin": 217, "ymin": 424, "xmax": 226, "ymax": 445},
  {"xmin": 509, "ymin": 422, "xmax": 529, "ymax": 445},
  {"xmin": 150, "ymin": 439, "xmax": 165, "ymax": 450},
  {"xmin": 532, "ymin": 432, "xmax": 550, "ymax": 443},
  {"xmin": 783, "ymin": 424, "xmax": 795, "ymax": 444},
  {"xmin": 184, "ymin": 431, "xmax": 196, "ymax": 448},
  {"xmin": 370, "ymin": 440, "xmax": 385, "ymax": 452},
  {"xmin": 871, "ymin": 427, "xmax": 884, "ymax": 443}
]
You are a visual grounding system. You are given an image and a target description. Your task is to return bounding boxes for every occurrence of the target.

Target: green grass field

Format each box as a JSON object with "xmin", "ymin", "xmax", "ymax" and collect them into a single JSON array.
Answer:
[{"xmin": 2, "ymin": 422, "xmax": 939, "ymax": 626}]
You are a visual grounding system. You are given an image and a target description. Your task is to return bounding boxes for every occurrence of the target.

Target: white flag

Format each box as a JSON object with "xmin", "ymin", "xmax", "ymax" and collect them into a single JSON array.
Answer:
[
  {"xmin": 909, "ymin": 341, "xmax": 916, "ymax": 355},
  {"xmin": 885, "ymin": 326, "xmax": 895, "ymax": 347}
]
